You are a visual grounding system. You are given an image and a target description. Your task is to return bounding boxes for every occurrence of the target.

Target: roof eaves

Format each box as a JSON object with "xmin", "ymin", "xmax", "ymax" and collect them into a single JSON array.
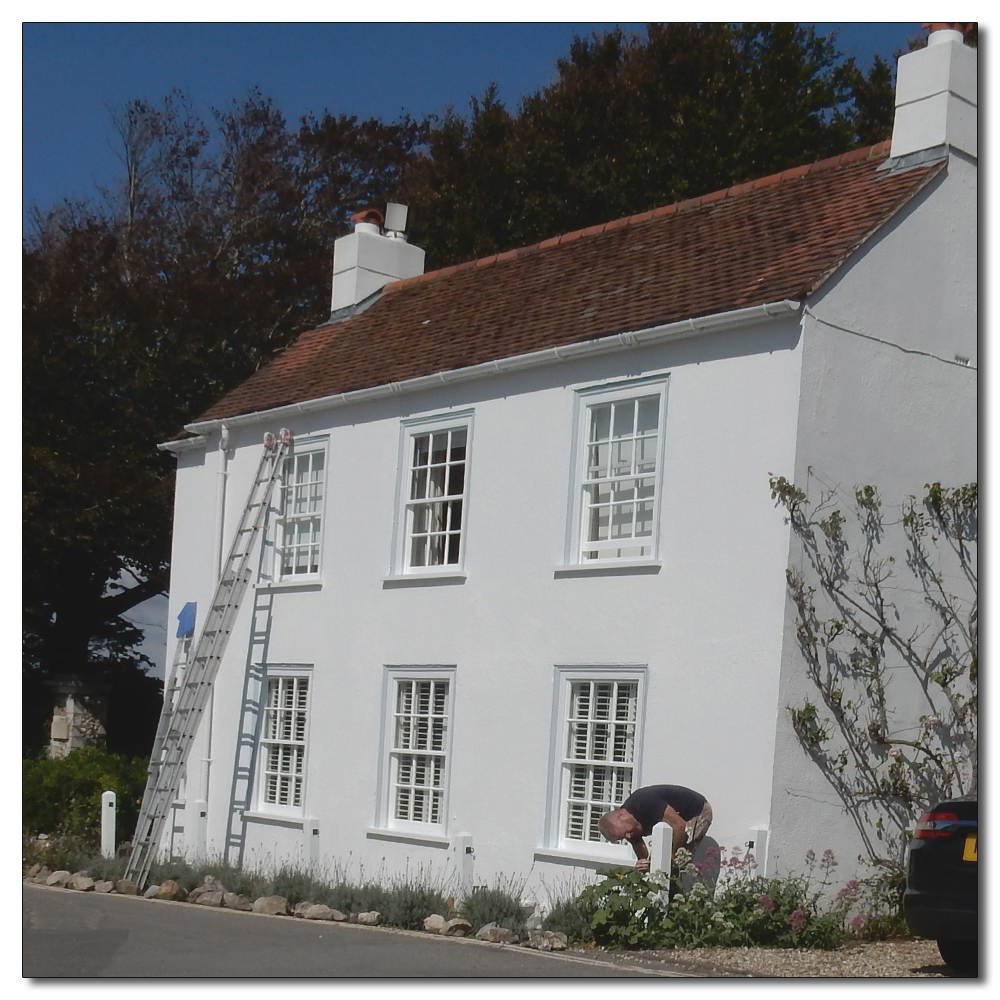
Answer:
[{"xmin": 181, "ymin": 299, "xmax": 802, "ymax": 437}]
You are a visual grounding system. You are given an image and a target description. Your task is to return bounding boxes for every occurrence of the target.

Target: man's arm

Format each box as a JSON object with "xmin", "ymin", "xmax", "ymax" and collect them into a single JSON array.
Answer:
[
  {"xmin": 661, "ymin": 805, "xmax": 688, "ymax": 854},
  {"xmin": 627, "ymin": 835, "xmax": 650, "ymax": 872}
]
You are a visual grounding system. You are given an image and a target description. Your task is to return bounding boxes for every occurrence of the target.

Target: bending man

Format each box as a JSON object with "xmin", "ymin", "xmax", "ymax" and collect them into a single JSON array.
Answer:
[{"xmin": 598, "ymin": 784, "xmax": 712, "ymax": 872}]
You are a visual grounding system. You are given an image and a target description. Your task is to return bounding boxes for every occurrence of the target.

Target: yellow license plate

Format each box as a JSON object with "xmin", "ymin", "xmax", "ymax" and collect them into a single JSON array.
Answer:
[{"xmin": 963, "ymin": 834, "xmax": 977, "ymax": 861}]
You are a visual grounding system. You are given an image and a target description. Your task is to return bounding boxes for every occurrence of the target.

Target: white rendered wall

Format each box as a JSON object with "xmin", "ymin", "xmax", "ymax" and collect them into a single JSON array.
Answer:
[
  {"xmin": 767, "ymin": 155, "xmax": 977, "ymax": 883},
  {"xmin": 165, "ymin": 316, "xmax": 804, "ymax": 899}
]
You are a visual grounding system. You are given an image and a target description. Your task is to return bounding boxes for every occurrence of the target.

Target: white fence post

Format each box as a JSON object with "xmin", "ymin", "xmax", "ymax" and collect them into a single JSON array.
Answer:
[
  {"xmin": 101, "ymin": 791, "xmax": 117, "ymax": 858},
  {"xmin": 305, "ymin": 816, "xmax": 320, "ymax": 868},
  {"xmin": 452, "ymin": 832, "xmax": 474, "ymax": 898},
  {"xmin": 650, "ymin": 821, "xmax": 673, "ymax": 874}
]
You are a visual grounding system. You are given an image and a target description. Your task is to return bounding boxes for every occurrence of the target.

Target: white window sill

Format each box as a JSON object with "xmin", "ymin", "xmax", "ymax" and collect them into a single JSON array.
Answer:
[
  {"xmin": 260, "ymin": 579, "xmax": 323, "ymax": 592},
  {"xmin": 366, "ymin": 827, "xmax": 452, "ymax": 848},
  {"xmin": 533, "ymin": 845, "xmax": 637, "ymax": 868},
  {"xmin": 242, "ymin": 810, "xmax": 306, "ymax": 828},
  {"xmin": 554, "ymin": 560, "xmax": 662, "ymax": 577},
  {"xmin": 382, "ymin": 571, "xmax": 467, "ymax": 585}
]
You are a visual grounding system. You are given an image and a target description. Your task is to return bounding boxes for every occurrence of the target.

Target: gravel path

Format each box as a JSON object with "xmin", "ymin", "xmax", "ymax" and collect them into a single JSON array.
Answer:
[{"xmin": 575, "ymin": 939, "xmax": 954, "ymax": 977}]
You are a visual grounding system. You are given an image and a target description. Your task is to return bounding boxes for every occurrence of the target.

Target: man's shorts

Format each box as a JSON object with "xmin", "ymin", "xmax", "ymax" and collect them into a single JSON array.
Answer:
[{"xmin": 684, "ymin": 801, "xmax": 713, "ymax": 848}]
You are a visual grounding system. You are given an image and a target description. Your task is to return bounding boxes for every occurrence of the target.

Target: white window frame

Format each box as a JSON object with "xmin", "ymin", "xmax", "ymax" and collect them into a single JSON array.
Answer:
[
  {"xmin": 374, "ymin": 666, "xmax": 456, "ymax": 837},
  {"xmin": 565, "ymin": 377, "xmax": 669, "ymax": 566},
  {"xmin": 544, "ymin": 665, "xmax": 647, "ymax": 856},
  {"xmin": 254, "ymin": 664, "xmax": 313, "ymax": 817},
  {"xmin": 391, "ymin": 411, "xmax": 474, "ymax": 576},
  {"xmin": 273, "ymin": 436, "xmax": 328, "ymax": 583}
]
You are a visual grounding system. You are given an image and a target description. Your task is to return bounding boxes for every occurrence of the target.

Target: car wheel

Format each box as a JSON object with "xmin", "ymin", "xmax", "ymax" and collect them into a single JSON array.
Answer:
[{"xmin": 937, "ymin": 938, "xmax": 977, "ymax": 977}]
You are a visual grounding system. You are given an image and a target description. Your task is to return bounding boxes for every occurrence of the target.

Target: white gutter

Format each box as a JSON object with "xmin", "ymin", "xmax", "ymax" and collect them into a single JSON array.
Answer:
[
  {"xmin": 159, "ymin": 434, "xmax": 208, "ymax": 455},
  {"xmin": 177, "ymin": 299, "xmax": 802, "ymax": 439}
]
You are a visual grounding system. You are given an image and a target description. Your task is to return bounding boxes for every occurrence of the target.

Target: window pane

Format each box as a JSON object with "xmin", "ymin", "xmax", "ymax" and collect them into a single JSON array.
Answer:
[
  {"xmin": 429, "ymin": 465, "xmax": 446, "ymax": 497},
  {"xmin": 413, "ymin": 435, "xmax": 430, "ymax": 467},
  {"xmin": 612, "ymin": 400, "xmax": 635, "ymax": 440},
  {"xmin": 589, "ymin": 404, "xmax": 611, "ymax": 444},
  {"xmin": 431, "ymin": 433, "xmax": 449, "ymax": 465},
  {"xmin": 409, "ymin": 467, "xmax": 427, "ymax": 500},
  {"xmin": 636, "ymin": 397, "xmax": 658, "ymax": 434},
  {"xmin": 447, "ymin": 462, "xmax": 465, "ymax": 496}
]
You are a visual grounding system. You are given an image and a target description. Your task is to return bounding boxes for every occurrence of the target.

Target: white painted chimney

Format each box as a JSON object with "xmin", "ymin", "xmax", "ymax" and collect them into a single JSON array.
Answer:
[
  {"xmin": 330, "ymin": 204, "xmax": 425, "ymax": 312},
  {"xmin": 890, "ymin": 23, "xmax": 977, "ymax": 160}
]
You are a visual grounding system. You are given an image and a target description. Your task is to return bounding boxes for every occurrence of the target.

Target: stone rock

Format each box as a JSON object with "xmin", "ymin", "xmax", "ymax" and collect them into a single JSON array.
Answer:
[
  {"xmin": 195, "ymin": 890, "xmax": 225, "ymax": 907},
  {"xmin": 299, "ymin": 904, "xmax": 337, "ymax": 921},
  {"xmin": 441, "ymin": 917, "xmax": 471, "ymax": 937},
  {"xmin": 329, "ymin": 908, "xmax": 348, "ymax": 922},
  {"xmin": 423, "ymin": 913, "xmax": 446, "ymax": 933},
  {"xmin": 475, "ymin": 924, "xmax": 520, "ymax": 944},
  {"xmin": 252, "ymin": 895, "xmax": 290, "ymax": 916},
  {"xmin": 27, "ymin": 864, "xmax": 42, "ymax": 877},
  {"xmin": 224, "ymin": 892, "xmax": 253, "ymax": 911},
  {"xmin": 94, "ymin": 880, "xmax": 115, "ymax": 893},
  {"xmin": 189, "ymin": 875, "xmax": 227, "ymax": 903},
  {"xmin": 524, "ymin": 930, "xmax": 567, "ymax": 952},
  {"xmin": 143, "ymin": 884, "xmax": 161, "ymax": 898},
  {"xmin": 356, "ymin": 911, "xmax": 382, "ymax": 926},
  {"xmin": 32, "ymin": 867, "xmax": 53, "ymax": 884},
  {"xmin": 45, "ymin": 871, "xmax": 71, "ymax": 888},
  {"xmin": 154, "ymin": 880, "xmax": 188, "ymax": 902},
  {"xmin": 68, "ymin": 875, "xmax": 95, "ymax": 892},
  {"xmin": 293, "ymin": 901, "xmax": 314, "ymax": 917},
  {"xmin": 115, "ymin": 879, "xmax": 140, "ymax": 895}
]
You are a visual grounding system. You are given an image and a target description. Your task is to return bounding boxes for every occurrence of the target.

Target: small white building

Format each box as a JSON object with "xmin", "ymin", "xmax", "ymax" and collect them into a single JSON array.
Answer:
[{"xmin": 158, "ymin": 31, "xmax": 976, "ymax": 899}]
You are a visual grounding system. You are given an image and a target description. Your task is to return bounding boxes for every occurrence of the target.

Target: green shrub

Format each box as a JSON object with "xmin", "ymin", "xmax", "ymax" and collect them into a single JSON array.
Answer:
[
  {"xmin": 834, "ymin": 866, "xmax": 913, "ymax": 941},
  {"xmin": 22, "ymin": 749, "xmax": 149, "ymax": 845},
  {"xmin": 459, "ymin": 882, "xmax": 527, "ymax": 935},
  {"xmin": 542, "ymin": 895, "xmax": 596, "ymax": 943},
  {"xmin": 577, "ymin": 848, "xmax": 851, "ymax": 951},
  {"xmin": 22, "ymin": 831, "xmax": 103, "ymax": 874},
  {"xmin": 579, "ymin": 867, "xmax": 669, "ymax": 948},
  {"xmin": 381, "ymin": 884, "xmax": 451, "ymax": 930}
]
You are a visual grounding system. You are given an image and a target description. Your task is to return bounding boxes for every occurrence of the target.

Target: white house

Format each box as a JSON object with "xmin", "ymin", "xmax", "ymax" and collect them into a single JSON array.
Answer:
[{"xmin": 157, "ymin": 29, "xmax": 976, "ymax": 901}]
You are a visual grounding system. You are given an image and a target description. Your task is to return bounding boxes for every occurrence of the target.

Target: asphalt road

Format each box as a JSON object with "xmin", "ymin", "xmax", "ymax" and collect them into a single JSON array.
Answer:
[{"xmin": 23, "ymin": 883, "xmax": 683, "ymax": 979}]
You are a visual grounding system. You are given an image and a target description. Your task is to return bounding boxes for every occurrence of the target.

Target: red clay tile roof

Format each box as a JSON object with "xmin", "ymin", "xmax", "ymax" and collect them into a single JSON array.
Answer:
[{"xmin": 195, "ymin": 141, "xmax": 945, "ymax": 424}]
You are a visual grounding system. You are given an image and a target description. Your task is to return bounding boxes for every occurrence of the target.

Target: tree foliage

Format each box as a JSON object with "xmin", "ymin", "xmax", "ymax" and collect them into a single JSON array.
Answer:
[
  {"xmin": 769, "ymin": 475, "xmax": 977, "ymax": 875},
  {"xmin": 24, "ymin": 23, "xmax": 904, "ymax": 749},
  {"xmin": 23, "ymin": 90, "xmax": 422, "ymax": 750},
  {"xmin": 401, "ymin": 23, "xmax": 896, "ymax": 265}
]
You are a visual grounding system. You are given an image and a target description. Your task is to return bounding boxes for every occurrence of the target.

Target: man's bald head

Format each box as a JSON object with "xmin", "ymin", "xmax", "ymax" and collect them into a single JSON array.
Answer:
[{"xmin": 598, "ymin": 808, "xmax": 641, "ymax": 842}]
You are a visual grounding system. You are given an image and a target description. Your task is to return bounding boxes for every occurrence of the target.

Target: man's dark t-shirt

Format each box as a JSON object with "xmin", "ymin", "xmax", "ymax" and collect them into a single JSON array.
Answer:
[{"xmin": 621, "ymin": 785, "xmax": 707, "ymax": 835}]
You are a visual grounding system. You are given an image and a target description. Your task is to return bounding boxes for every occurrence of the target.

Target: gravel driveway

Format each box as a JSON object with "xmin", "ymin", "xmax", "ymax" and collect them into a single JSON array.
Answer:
[{"xmin": 575, "ymin": 939, "xmax": 955, "ymax": 977}]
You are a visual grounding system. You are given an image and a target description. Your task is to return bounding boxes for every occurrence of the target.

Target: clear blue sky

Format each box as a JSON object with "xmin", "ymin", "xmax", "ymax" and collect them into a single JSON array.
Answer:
[{"xmin": 23, "ymin": 21, "xmax": 921, "ymax": 224}]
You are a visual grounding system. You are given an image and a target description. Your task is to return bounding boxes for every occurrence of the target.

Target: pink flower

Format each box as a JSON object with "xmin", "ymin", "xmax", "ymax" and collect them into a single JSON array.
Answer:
[
  {"xmin": 805, "ymin": 849, "xmax": 815, "ymax": 862},
  {"xmin": 888, "ymin": 747, "xmax": 902, "ymax": 758},
  {"xmin": 923, "ymin": 716, "xmax": 942, "ymax": 729},
  {"xmin": 758, "ymin": 894, "xmax": 775, "ymax": 913},
  {"xmin": 850, "ymin": 915, "xmax": 865, "ymax": 930},
  {"xmin": 788, "ymin": 909, "xmax": 807, "ymax": 932}
]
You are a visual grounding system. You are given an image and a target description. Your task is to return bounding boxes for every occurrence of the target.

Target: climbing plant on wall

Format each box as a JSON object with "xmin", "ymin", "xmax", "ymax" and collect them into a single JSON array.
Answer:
[{"xmin": 769, "ymin": 475, "xmax": 977, "ymax": 875}]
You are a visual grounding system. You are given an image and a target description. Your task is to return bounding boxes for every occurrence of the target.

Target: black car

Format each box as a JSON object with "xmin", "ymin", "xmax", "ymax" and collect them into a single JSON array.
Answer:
[{"xmin": 903, "ymin": 796, "xmax": 978, "ymax": 976}]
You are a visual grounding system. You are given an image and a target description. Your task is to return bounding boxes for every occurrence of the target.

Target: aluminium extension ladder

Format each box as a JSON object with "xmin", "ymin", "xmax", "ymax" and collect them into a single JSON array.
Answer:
[{"xmin": 124, "ymin": 429, "xmax": 293, "ymax": 888}]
